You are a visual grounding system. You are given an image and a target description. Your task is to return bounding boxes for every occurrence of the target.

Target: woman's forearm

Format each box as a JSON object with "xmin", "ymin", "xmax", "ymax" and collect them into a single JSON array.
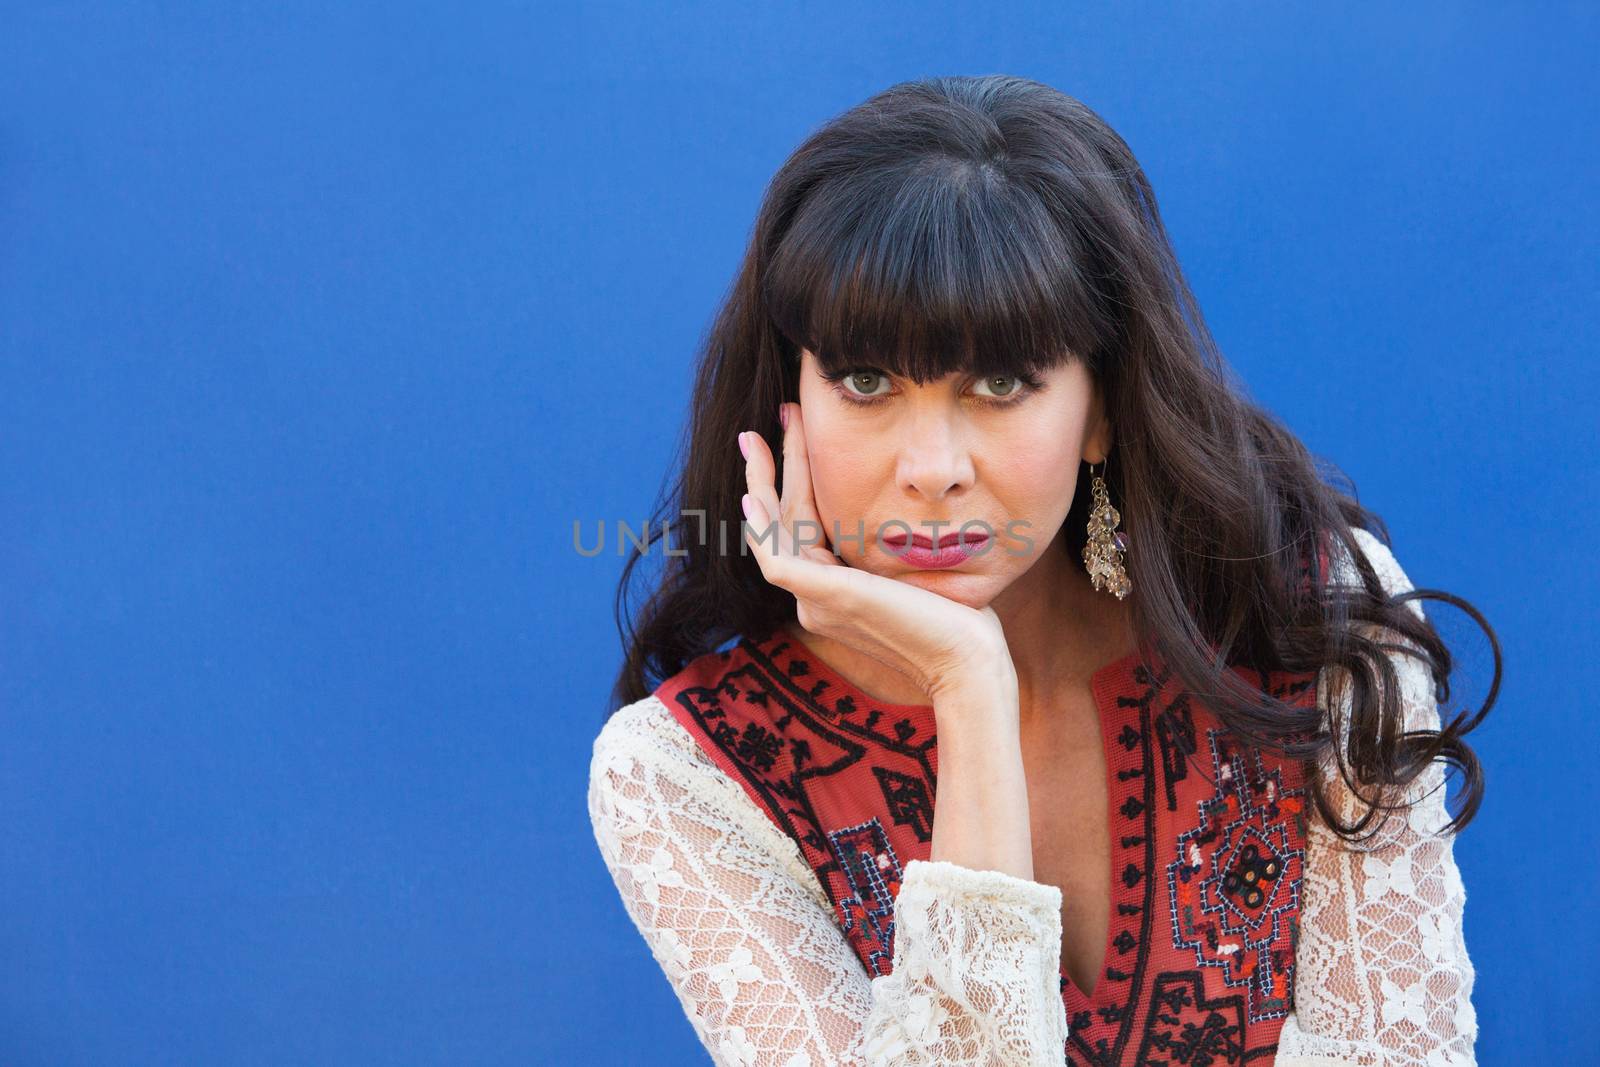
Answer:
[{"xmin": 926, "ymin": 657, "xmax": 1036, "ymax": 883}]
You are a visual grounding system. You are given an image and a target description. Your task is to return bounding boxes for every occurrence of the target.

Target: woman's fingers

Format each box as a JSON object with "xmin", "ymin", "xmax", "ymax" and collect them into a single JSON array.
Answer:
[
  {"xmin": 739, "ymin": 491, "xmax": 779, "ymax": 566},
  {"xmin": 741, "ymin": 489, "xmax": 827, "ymax": 595},
  {"xmin": 740, "ymin": 405, "xmax": 844, "ymax": 603},
  {"xmin": 741, "ymin": 430, "xmax": 785, "ymax": 553}
]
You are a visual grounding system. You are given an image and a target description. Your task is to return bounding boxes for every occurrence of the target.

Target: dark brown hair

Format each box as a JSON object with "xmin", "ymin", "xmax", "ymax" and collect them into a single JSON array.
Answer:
[{"xmin": 608, "ymin": 75, "xmax": 1500, "ymax": 842}]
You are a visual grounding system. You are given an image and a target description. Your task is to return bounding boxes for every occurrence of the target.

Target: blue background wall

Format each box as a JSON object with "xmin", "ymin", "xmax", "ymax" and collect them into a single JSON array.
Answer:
[{"xmin": 1, "ymin": 4, "xmax": 1593, "ymax": 1064}]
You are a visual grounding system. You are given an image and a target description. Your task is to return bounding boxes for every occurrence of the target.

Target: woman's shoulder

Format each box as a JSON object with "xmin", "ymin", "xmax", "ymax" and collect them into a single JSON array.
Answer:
[
  {"xmin": 1331, "ymin": 525, "xmax": 1423, "ymax": 617},
  {"xmin": 592, "ymin": 639, "xmax": 753, "ymax": 767},
  {"xmin": 589, "ymin": 637, "xmax": 780, "ymax": 820},
  {"xmin": 1314, "ymin": 525, "xmax": 1441, "ymax": 754},
  {"xmin": 587, "ymin": 690, "xmax": 738, "ymax": 841},
  {"xmin": 586, "ymin": 682, "xmax": 829, "ymax": 904},
  {"xmin": 590, "ymin": 690, "xmax": 709, "ymax": 780}
]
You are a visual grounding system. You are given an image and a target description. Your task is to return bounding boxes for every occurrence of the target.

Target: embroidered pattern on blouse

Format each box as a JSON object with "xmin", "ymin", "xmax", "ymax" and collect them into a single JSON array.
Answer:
[
  {"xmin": 830, "ymin": 818, "xmax": 906, "ymax": 977},
  {"xmin": 1065, "ymin": 660, "xmax": 1164, "ymax": 1066},
  {"xmin": 661, "ymin": 633, "xmax": 940, "ymax": 940},
  {"xmin": 1166, "ymin": 726, "xmax": 1307, "ymax": 1023},
  {"xmin": 1134, "ymin": 970, "xmax": 1256, "ymax": 1064}
]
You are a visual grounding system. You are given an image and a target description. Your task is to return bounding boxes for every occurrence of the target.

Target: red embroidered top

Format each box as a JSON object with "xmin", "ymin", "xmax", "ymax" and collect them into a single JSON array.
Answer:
[
  {"xmin": 588, "ymin": 527, "xmax": 1479, "ymax": 1065},
  {"xmin": 656, "ymin": 626, "xmax": 1316, "ymax": 1066}
]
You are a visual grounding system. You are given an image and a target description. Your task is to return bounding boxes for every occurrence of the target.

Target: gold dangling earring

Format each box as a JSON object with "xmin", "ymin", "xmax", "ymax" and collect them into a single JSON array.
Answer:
[{"xmin": 1082, "ymin": 459, "xmax": 1132, "ymax": 599}]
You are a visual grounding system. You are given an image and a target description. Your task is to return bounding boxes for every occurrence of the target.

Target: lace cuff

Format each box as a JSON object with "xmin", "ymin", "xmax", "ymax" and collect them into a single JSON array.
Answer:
[{"xmin": 857, "ymin": 858, "xmax": 1067, "ymax": 1063}]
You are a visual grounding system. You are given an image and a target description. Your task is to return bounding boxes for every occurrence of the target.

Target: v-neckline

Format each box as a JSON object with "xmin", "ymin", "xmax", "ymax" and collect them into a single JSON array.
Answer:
[{"xmin": 762, "ymin": 622, "xmax": 1155, "ymax": 1008}]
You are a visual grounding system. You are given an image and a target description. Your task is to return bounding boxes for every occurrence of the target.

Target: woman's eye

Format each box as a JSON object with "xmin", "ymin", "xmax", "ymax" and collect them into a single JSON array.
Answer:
[
  {"xmin": 838, "ymin": 370, "xmax": 892, "ymax": 398},
  {"xmin": 972, "ymin": 374, "xmax": 1024, "ymax": 399}
]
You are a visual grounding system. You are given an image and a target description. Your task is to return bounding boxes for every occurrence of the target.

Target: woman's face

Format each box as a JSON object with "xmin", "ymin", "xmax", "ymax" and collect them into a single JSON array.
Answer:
[{"xmin": 795, "ymin": 347, "xmax": 1111, "ymax": 608}]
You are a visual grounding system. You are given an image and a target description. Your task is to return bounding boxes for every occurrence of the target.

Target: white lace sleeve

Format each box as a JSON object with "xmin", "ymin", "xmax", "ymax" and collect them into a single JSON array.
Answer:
[
  {"xmin": 1275, "ymin": 528, "xmax": 1480, "ymax": 1067},
  {"xmin": 587, "ymin": 694, "xmax": 1070, "ymax": 1066}
]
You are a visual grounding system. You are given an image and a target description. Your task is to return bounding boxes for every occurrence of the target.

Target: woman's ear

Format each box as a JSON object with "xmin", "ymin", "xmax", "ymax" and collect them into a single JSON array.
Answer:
[
  {"xmin": 1086, "ymin": 426, "xmax": 1113, "ymax": 467},
  {"xmin": 1084, "ymin": 384, "xmax": 1113, "ymax": 466}
]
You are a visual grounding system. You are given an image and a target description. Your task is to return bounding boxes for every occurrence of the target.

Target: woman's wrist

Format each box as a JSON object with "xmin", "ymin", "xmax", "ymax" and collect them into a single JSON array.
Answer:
[
  {"xmin": 934, "ymin": 639, "xmax": 1017, "ymax": 703},
  {"xmin": 927, "ymin": 645, "xmax": 1020, "ymax": 728},
  {"xmin": 926, "ymin": 661, "xmax": 1033, "ymax": 881}
]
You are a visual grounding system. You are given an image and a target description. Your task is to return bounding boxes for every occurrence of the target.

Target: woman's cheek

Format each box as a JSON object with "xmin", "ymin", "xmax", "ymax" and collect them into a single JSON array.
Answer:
[
  {"xmin": 809, "ymin": 443, "xmax": 868, "ymax": 503},
  {"xmin": 1005, "ymin": 444, "xmax": 1076, "ymax": 513},
  {"xmin": 805, "ymin": 454, "xmax": 859, "ymax": 536}
]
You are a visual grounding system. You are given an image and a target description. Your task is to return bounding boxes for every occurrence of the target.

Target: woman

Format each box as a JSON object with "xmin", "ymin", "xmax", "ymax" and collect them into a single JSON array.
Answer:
[{"xmin": 589, "ymin": 75, "xmax": 1497, "ymax": 1066}]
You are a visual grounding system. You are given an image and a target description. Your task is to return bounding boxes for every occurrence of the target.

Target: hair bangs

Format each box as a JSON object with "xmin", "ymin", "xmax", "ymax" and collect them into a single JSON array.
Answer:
[{"xmin": 764, "ymin": 158, "xmax": 1113, "ymax": 385}]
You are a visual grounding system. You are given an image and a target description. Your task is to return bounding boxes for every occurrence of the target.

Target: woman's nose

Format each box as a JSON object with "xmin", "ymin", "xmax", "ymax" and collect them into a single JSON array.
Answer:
[{"xmin": 895, "ymin": 410, "xmax": 975, "ymax": 501}]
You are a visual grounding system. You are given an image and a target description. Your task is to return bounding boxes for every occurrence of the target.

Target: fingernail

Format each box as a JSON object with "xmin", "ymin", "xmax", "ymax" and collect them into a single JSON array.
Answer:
[
  {"xmin": 738, "ymin": 432, "xmax": 749, "ymax": 460},
  {"xmin": 779, "ymin": 404, "xmax": 790, "ymax": 429}
]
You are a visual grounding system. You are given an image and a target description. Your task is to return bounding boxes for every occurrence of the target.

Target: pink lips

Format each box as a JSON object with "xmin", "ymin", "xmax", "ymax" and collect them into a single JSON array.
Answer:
[{"xmin": 881, "ymin": 530, "xmax": 990, "ymax": 570}]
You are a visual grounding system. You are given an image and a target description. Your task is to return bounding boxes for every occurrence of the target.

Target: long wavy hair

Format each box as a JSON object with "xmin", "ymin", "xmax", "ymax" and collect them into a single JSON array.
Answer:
[{"xmin": 608, "ymin": 74, "xmax": 1499, "ymax": 842}]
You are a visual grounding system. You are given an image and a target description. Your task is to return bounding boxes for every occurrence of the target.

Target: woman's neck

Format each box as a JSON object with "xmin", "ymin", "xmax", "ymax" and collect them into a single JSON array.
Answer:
[{"xmin": 995, "ymin": 543, "xmax": 1138, "ymax": 728}]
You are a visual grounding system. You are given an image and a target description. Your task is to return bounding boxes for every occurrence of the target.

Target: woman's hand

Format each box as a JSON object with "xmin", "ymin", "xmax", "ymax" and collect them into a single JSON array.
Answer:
[{"xmin": 738, "ymin": 401, "xmax": 1015, "ymax": 707}]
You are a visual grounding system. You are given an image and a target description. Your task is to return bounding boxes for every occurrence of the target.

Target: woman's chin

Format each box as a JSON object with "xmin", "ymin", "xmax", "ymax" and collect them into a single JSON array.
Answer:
[{"xmin": 891, "ymin": 568, "xmax": 1001, "ymax": 606}]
